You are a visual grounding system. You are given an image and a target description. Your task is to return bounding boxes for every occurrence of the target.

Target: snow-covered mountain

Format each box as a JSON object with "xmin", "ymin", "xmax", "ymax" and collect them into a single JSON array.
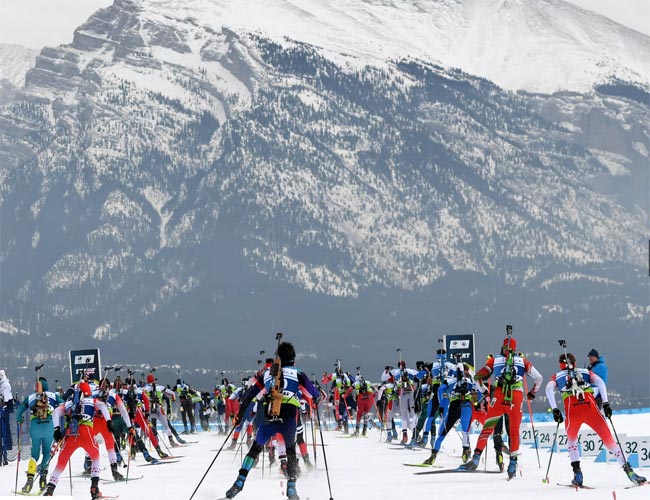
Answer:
[
  {"xmin": 0, "ymin": 43, "xmax": 38, "ymax": 87},
  {"xmin": 0, "ymin": 0, "xmax": 648, "ymax": 394},
  {"xmin": 134, "ymin": 0, "xmax": 650, "ymax": 93}
]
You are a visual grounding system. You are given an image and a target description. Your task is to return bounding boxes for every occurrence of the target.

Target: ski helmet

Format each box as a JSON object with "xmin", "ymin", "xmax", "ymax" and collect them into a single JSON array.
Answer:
[{"xmin": 146, "ymin": 374, "xmax": 155, "ymax": 384}]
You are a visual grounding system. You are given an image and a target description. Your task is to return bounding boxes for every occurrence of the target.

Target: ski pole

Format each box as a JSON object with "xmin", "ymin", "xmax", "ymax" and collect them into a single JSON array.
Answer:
[
  {"xmin": 523, "ymin": 376, "xmax": 541, "ymax": 468},
  {"xmin": 310, "ymin": 402, "xmax": 318, "ymax": 475},
  {"xmin": 14, "ymin": 421, "xmax": 21, "ymax": 495},
  {"xmin": 187, "ymin": 421, "xmax": 237, "ymax": 500},
  {"xmin": 543, "ymin": 422, "xmax": 560, "ymax": 483},
  {"xmin": 125, "ymin": 433, "xmax": 133, "ymax": 483},
  {"xmin": 607, "ymin": 413, "xmax": 629, "ymax": 466},
  {"xmin": 316, "ymin": 405, "xmax": 334, "ymax": 500}
]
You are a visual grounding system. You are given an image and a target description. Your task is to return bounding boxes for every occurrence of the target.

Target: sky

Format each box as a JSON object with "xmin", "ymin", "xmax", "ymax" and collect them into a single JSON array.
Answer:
[{"xmin": 0, "ymin": 0, "xmax": 648, "ymax": 49}]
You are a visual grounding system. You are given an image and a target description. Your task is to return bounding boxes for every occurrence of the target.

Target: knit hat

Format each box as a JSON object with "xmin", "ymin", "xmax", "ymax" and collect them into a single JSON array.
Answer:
[
  {"xmin": 588, "ymin": 349, "xmax": 599, "ymax": 358},
  {"xmin": 502, "ymin": 337, "xmax": 517, "ymax": 353},
  {"xmin": 78, "ymin": 381, "xmax": 92, "ymax": 396},
  {"xmin": 146, "ymin": 374, "xmax": 155, "ymax": 384}
]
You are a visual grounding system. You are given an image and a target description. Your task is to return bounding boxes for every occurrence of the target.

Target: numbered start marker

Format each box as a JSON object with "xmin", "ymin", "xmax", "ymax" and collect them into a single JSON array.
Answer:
[
  {"xmin": 623, "ymin": 436, "xmax": 650, "ymax": 468},
  {"xmin": 521, "ymin": 424, "xmax": 555, "ymax": 447},
  {"xmin": 579, "ymin": 430, "xmax": 606, "ymax": 457}
]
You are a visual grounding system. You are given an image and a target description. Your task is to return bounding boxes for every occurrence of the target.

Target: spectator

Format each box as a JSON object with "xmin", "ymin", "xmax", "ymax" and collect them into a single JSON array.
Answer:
[
  {"xmin": 0, "ymin": 369, "xmax": 15, "ymax": 463},
  {"xmin": 587, "ymin": 349, "xmax": 608, "ymax": 409}
]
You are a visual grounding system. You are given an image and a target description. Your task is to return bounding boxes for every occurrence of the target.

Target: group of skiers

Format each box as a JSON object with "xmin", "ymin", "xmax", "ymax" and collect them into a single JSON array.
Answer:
[
  {"xmin": 316, "ymin": 328, "xmax": 645, "ymax": 490},
  {"xmin": 0, "ymin": 328, "xmax": 646, "ymax": 499}
]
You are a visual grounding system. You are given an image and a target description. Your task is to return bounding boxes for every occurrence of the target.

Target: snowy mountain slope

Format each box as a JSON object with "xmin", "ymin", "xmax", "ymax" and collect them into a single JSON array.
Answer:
[
  {"xmin": 0, "ymin": 0, "xmax": 648, "ymax": 388},
  {"xmin": 0, "ymin": 43, "xmax": 38, "ymax": 87},
  {"xmin": 139, "ymin": 0, "xmax": 650, "ymax": 93}
]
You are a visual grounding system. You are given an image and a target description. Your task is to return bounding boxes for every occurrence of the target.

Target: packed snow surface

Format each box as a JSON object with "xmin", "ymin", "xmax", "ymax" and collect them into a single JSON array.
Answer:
[{"xmin": 1, "ymin": 412, "xmax": 648, "ymax": 499}]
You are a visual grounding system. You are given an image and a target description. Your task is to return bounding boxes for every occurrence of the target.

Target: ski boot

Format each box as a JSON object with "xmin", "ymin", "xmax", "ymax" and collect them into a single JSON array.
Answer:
[
  {"xmin": 423, "ymin": 450, "xmax": 437, "ymax": 466},
  {"xmin": 623, "ymin": 462, "xmax": 647, "ymax": 486},
  {"xmin": 21, "ymin": 473, "xmax": 34, "ymax": 493},
  {"xmin": 343, "ymin": 422, "xmax": 349, "ymax": 434},
  {"xmin": 362, "ymin": 424, "xmax": 367, "ymax": 437},
  {"xmin": 385, "ymin": 430, "xmax": 394, "ymax": 443},
  {"xmin": 172, "ymin": 426, "xmax": 187, "ymax": 444},
  {"xmin": 495, "ymin": 448, "xmax": 504, "ymax": 472},
  {"xmin": 571, "ymin": 461, "xmax": 583, "ymax": 486},
  {"xmin": 143, "ymin": 447, "xmax": 158, "ymax": 463},
  {"xmin": 225, "ymin": 471, "xmax": 247, "ymax": 498},
  {"xmin": 190, "ymin": 425, "xmax": 196, "ymax": 434},
  {"xmin": 42, "ymin": 483, "xmax": 55, "ymax": 496},
  {"xmin": 458, "ymin": 452, "xmax": 480, "ymax": 470},
  {"xmin": 401, "ymin": 430, "xmax": 408, "ymax": 445},
  {"xmin": 462, "ymin": 446, "xmax": 472, "ymax": 463},
  {"xmin": 286, "ymin": 478, "xmax": 300, "ymax": 500},
  {"xmin": 111, "ymin": 463, "xmax": 125, "ymax": 481},
  {"xmin": 39, "ymin": 470, "xmax": 48, "ymax": 491},
  {"xmin": 182, "ymin": 425, "xmax": 189, "ymax": 434},
  {"xmin": 169, "ymin": 435, "xmax": 180, "ymax": 448},
  {"xmin": 90, "ymin": 477, "xmax": 102, "ymax": 499},
  {"xmin": 82, "ymin": 455, "xmax": 92, "ymax": 477},
  {"xmin": 507, "ymin": 455, "xmax": 518, "ymax": 479},
  {"xmin": 302, "ymin": 454, "xmax": 313, "ymax": 471},
  {"xmin": 353, "ymin": 425, "xmax": 360, "ymax": 437},
  {"xmin": 228, "ymin": 438, "xmax": 237, "ymax": 450},
  {"xmin": 155, "ymin": 445, "xmax": 169, "ymax": 459},
  {"xmin": 417, "ymin": 432, "xmax": 429, "ymax": 447}
]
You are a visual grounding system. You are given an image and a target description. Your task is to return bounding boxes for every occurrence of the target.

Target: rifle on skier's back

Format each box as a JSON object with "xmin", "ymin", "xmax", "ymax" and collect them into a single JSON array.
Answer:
[{"xmin": 267, "ymin": 332, "xmax": 284, "ymax": 419}]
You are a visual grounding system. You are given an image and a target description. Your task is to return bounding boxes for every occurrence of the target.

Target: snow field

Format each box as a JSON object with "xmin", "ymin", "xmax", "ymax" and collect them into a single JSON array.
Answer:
[{"xmin": 1, "ymin": 412, "xmax": 648, "ymax": 499}]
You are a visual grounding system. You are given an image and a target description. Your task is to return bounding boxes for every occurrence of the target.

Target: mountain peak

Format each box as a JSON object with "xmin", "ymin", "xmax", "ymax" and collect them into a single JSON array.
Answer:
[
  {"xmin": 0, "ymin": 43, "xmax": 38, "ymax": 87},
  {"xmin": 126, "ymin": 0, "xmax": 650, "ymax": 93}
]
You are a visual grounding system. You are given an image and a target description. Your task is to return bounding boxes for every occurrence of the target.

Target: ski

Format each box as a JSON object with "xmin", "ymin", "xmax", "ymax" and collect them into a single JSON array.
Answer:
[
  {"xmin": 388, "ymin": 446, "xmax": 424, "ymax": 451},
  {"xmin": 624, "ymin": 482, "xmax": 649, "ymax": 489},
  {"xmin": 160, "ymin": 455, "xmax": 185, "ymax": 460},
  {"xmin": 403, "ymin": 463, "xmax": 443, "ymax": 468},
  {"xmin": 414, "ymin": 468, "xmax": 502, "ymax": 475},
  {"xmin": 10, "ymin": 491, "xmax": 43, "ymax": 497},
  {"xmin": 96, "ymin": 496, "xmax": 119, "ymax": 499},
  {"xmin": 101, "ymin": 475, "xmax": 144, "ymax": 484},
  {"xmin": 137, "ymin": 459, "xmax": 180, "ymax": 466},
  {"xmin": 556, "ymin": 483, "xmax": 595, "ymax": 489}
]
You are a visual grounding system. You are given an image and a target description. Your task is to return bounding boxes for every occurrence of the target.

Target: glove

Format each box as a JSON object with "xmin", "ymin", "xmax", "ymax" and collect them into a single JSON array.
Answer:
[
  {"xmin": 128, "ymin": 426, "xmax": 136, "ymax": 437},
  {"xmin": 144, "ymin": 411, "xmax": 150, "ymax": 420},
  {"xmin": 527, "ymin": 390, "xmax": 536, "ymax": 401},
  {"xmin": 603, "ymin": 402, "xmax": 612, "ymax": 418},
  {"xmin": 552, "ymin": 408, "xmax": 564, "ymax": 423},
  {"xmin": 107, "ymin": 420, "xmax": 115, "ymax": 434},
  {"xmin": 53, "ymin": 427, "xmax": 64, "ymax": 442}
]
